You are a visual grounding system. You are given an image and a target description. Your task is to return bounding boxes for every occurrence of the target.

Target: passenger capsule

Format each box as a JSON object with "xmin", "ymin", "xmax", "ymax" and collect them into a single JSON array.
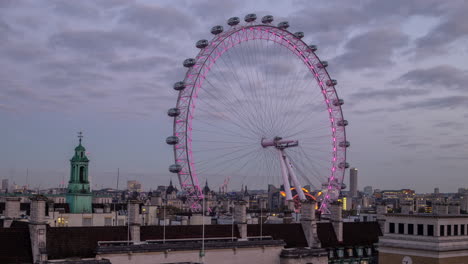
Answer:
[
  {"xmin": 167, "ymin": 108, "xmax": 180, "ymax": 117},
  {"xmin": 173, "ymin": 81, "xmax": 186, "ymax": 91},
  {"xmin": 294, "ymin": 32, "xmax": 304, "ymax": 39},
  {"xmin": 341, "ymin": 183, "xmax": 347, "ymax": 190},
  {"xmin": 244, "ymin": 13, "xmax": 257, "ymax": 22},
  {"xmin": 338, "ymin": 162, "xmax": 350, "ymax": 169},
  {"xmin": 196, "ymin": 39, "xmax": 209, "ymax": 49},
  {"xmin": 183, "ymin": 58, "xmax": 196, "ymax": 68},
  {"xmin": 277, "ymin": 21, "xmax": 289, "ymax": 29},
  {"xmin": 326, "ymin": 79, "xmax": 338, "ymax": 86},
  {"xmin": 227, "ymin": 17, "xmax": 240, "ymax": 26},
  {"xmin": 339, "ymin": 141, "xmax": 350, "ymax": 148},
  {"xmin": 211, "ymin": 25, "xmax": 224, "ymax": 35},
  {"xmin": 169, "ymin": 164, "xmax": 182, "ymax": 173},
  {"xmin": 166, "ymin": 136, "xmax": 179, "ymax": 145},
  {"xmin": 261, "ymin": 15, "xmax": 274, "ymax": 24},
  {"xmin": 309, "ymin": 45, "xmax": 318, "ymax": 52},
  {"xmin": 317, "ymin": 61, "xmax": 328, "ymax": 68},
  {"xmin": 337, "ymin": 120, "xmax": 348, "ymax": 126},
  {"xmin": 333, "ymin": 99, "xmax": 344, "ymax": 106}
]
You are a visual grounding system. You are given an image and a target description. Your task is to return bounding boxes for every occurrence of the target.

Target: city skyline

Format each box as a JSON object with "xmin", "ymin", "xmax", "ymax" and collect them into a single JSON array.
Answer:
[{"xmin": 1, "ymin": 0, "xmax": 468, "ymax": 193}]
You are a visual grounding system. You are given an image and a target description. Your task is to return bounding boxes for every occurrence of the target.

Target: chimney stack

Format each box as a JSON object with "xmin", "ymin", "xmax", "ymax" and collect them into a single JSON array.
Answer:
[
  {"xmin": 448, "ymin": 203, "xmax": 460, "ymax": 215},
  {"xmin": 330, "ymin": 201, "xmax": 343, "ymax": 242},
  {"xmin": 234, "ymin": 201, "xmax": 247, "ymax": 239},
  {"xmin": 29, "ymin": 195, "xmax": 48, "ymax": 263},
  {"xmin": 400, "ymin": 201, "xmax": 413, "ymax": 214},
  {"xmin": 300, "ymin": 200, "xmax": 320, "ymax": 248},
  {"xmin": 128, "ymin": 200, "xmax": 141, "ymax": 243},
  {"xmin": 3, "ymin": 197, "xmax": 21, "ymax": 228},
  {"xmin": 433, "ymin": 203, "xmax": 448, "ymax": 215},
  {"xmin": 376, "ymin": 204, "xmax": 387, "ymax": 233}
]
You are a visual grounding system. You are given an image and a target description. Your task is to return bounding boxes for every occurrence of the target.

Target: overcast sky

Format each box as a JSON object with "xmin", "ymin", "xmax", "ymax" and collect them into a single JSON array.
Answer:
[{"xmin": 1, "ymin": 0, "xmax": 468, "ymax": 193}]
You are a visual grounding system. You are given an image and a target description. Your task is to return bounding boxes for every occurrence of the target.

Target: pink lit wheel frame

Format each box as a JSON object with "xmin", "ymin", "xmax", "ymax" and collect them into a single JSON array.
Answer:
[{"xmin": 172, "ymin": 21, "xmax": 347, "ymax": 214}]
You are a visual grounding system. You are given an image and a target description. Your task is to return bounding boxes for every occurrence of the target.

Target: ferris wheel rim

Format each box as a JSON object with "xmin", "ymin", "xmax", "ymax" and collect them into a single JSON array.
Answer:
[{"xmin": 171, "ymin": 18, "xmax": 347, "ymax": 213}]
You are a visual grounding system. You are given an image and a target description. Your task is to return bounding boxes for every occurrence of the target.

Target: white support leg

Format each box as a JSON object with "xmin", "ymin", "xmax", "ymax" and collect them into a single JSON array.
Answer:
[
  {"xmin": 278, "ymin": 149, "xmax": 293, "ymax": 200},
  {"xmin": 284, "ymin": 153, "xmax": 306, "ymax": 200}
]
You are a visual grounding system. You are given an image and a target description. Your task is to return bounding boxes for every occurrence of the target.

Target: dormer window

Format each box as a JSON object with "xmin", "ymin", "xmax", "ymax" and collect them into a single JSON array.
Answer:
[{"xmin": 337, "ymin": 248, "xmax": 344, "ymax": 258}]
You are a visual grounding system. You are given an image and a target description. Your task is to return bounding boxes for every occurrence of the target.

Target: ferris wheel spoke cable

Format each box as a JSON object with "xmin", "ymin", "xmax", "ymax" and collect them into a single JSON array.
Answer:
[
  {"xmin": 287, "ymin": 148, "xmax": 327, "ymax": 186},
  {"xmin": 199, "ymin": 78, "xmax": 264, "ymax": 136},
  {"xmin": 196, "ymin": 147, "xmax": 262, "ymax": 176},
  {"xmin": 195, "ymin": 97, "xmax": 261, "ymax": 138}
]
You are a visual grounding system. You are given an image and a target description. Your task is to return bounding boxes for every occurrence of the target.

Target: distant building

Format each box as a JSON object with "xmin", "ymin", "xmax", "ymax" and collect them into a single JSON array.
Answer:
[
  {"xmin": 363, "ymin": 186, "xmax": 373, "ymax": 196},
  {"xmin": 434, "ymin": 187, "xmax": 440, "ymax": 194},
  {"xmin": 350, "ymin": 168, "xmax": 358, "ymax": 197},
  {"xmin": 127, "ymin": 180, "xmax": 142, "ymax": 192},
  {"xmin": 1, "ymin": 179, "xmax": 8, "ymax": 191}
]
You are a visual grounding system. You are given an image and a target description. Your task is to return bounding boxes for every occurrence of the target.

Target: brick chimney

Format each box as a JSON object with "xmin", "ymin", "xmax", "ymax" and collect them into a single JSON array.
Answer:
[
  {"xmin": 29, "ymin": 195, "xmax": 48, "ymax": 263},
  {"xmin": 300, "ymin": 200, "xmax": 321, "ymax": 248},
  {"xmin": 234, "ymin": 200, "xmax": 247, "ymax": 239},
  {"xmin": 128, "ymin": 200, "xmax": 141, "ymax": 243},
  {"xmin": 3, "ymin": 197, "xmax": 20, "ymax": 228},
  {"xmin": 330, "ymin": 201, "xmax": 343, "ymax": 242}
]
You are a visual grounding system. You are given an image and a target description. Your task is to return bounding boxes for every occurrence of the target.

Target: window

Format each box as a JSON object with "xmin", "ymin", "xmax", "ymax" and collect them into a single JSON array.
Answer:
[
  {"xmin": 337, "ymin": 248, "xmax": 344, "ymax": 258},
  {"xmin": 356, "ymin": 247, "xmax": 363, "ymax": 257},
  {"xmin": 448, "ymin": 225, "xmax": 452, "ymax": 236},
  {"xmin": 408, "ymin": 224, "xmax": 414, "ymax": 235},
  {"xmin": 454, "ymin": 225, "xmax": 458, "ymax": 236},
  {"xmin": 398, "ymin": 223, "xmax": 405, "ymax": 234},
  {"xmin": 104, "ymin": 217, "xmax": 112, "ymax": 226},
  {"xmin": 428, "ymin": 225, "xmax": 434, "ymax": 236},
  {"xmin": 461, "ymin": 224, "xmax": 465, "ymax": 235},
  {"xmin": 417, "ymin": 224, "xmax": 424, "ymax": 235},
  {"xmin": 440, "ymin": 225, "xmax": 445, "ymax": 236},
  {"xmin": 79, "ymin": 166, "xmax": 85, "ymax": 182},
  {"xmin": 389, "ymin": 223, "xmax": 395, "ymax": 233}
]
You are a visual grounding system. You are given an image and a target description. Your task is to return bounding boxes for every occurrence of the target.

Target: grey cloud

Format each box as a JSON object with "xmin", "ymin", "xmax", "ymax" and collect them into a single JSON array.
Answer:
[
  {"xmin": 399, "ymin": 143, "xmax": 426, "ymax": 148},
  {"xmin": 119, "ymin": 4, "xmax": 194, "ymax": 33},
  {"xmin": 51, "ymin": 1, "xmax": 100, "ymax": 19},
  {"xmin": 415, "ymin": 5, "xmax": 468, "ymax": 56},
  {"xmin": 0, "ymin": 19, "xmax": 12, "ymax": 42},
  {"xmin": 401, "ymin": 96, "xmax": 468, "ymax": 110},
  {"xmin": 2, "ymin": 42, "xmax": 49, "ymax": 61},
  {"xmin": 332, "ymin": 28, "xmax": 409, "ymax": 71},
  {"xmin": 293, "ymin": 7, "xmax": 367, "ymax": 34},
  {"xmin": 40, "ymin": 70, "xmax": 112, "ymax": 90},
  {"xmin": 363, "ymin": 0, "xmax": 450, "ymax": 18},
  {"xmin": 350, "ymin": 87, "xmax": 428, "ymax": 101},
  {"xmin": 49, "ymin": 30, "xmax": 155, "ymax": 60},
  {"xmin": 439, "ymin": 143, "xmax": 466, "ymax": 149},
  {"xmin": 433, "ymin": 121, "xmax": 464, "ymax": 130},
  {"xmin": 109, "ymin": 56, "xmax": 175, "ymax": 72},
  {"xmin": 394, "ymin": 65, "xmax": 468, "ymax": 91}
]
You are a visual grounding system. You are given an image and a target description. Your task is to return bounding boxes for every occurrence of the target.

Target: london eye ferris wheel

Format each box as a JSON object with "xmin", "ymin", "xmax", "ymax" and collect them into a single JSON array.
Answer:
[{"xmin": 166, "ymin": 14, "xmax": 349, "ymax": 214}]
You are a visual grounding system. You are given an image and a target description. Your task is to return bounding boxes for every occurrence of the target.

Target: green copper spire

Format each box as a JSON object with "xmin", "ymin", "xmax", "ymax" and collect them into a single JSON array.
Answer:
[{"xmin": 66, "ymin": 132, "xmax": 92, "ymax": 213}]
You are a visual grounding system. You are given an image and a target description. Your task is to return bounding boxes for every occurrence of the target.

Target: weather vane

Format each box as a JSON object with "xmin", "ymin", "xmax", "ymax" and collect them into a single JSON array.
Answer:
[{"xmin": 78, "ymin": 131, "xmax": 83, "ymax": 144}]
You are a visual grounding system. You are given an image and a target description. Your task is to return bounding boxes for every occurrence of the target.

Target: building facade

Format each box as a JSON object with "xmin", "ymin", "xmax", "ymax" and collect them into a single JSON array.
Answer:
[{"xmin": 379, "ymin": 210, "xmax": 468, "ymax": 264}]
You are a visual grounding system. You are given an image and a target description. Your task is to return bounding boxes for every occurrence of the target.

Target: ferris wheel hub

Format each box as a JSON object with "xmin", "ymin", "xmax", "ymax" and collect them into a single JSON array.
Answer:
[{"xmin": 261, "ymin": 137, "xmax": 299, "ymax": 149}]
